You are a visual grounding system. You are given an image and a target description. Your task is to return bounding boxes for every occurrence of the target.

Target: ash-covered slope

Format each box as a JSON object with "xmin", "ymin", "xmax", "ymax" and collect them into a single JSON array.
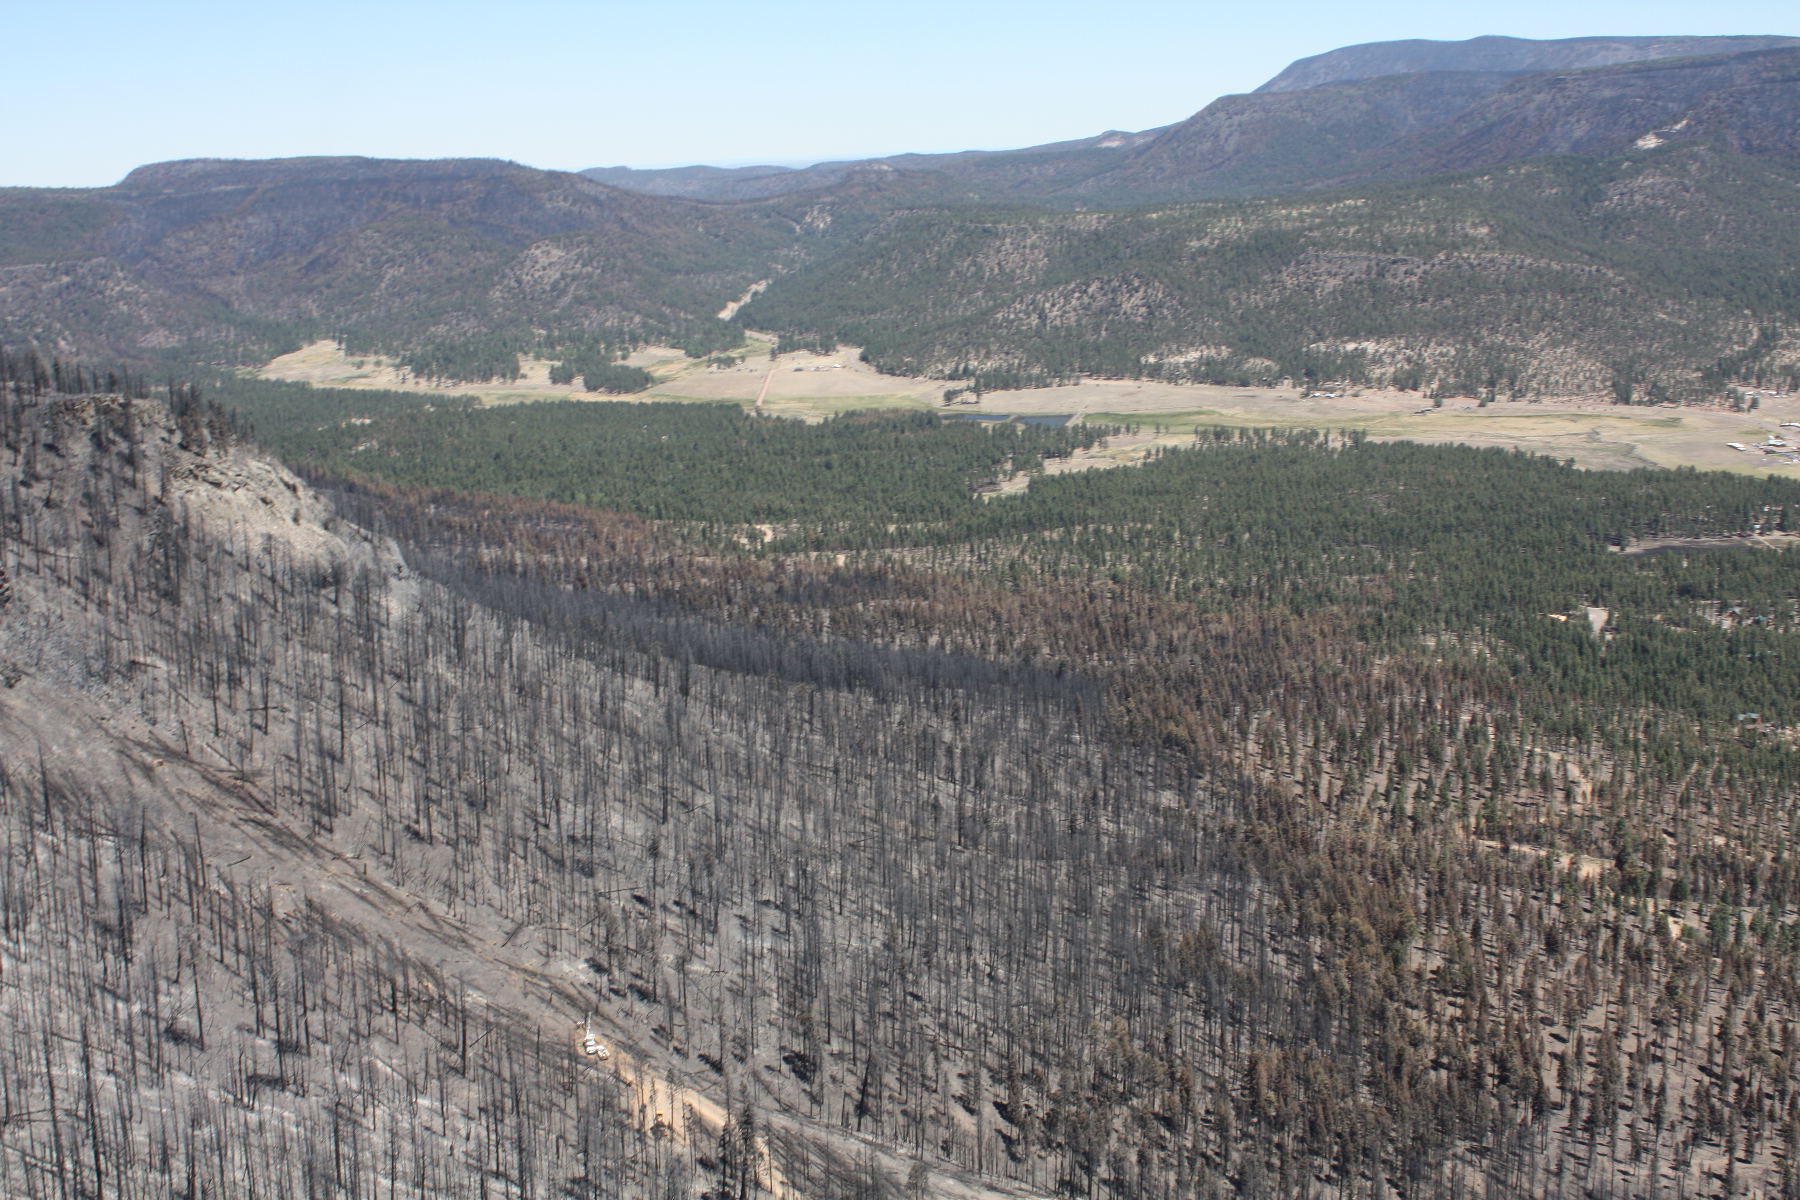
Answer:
[
  {"xmin": 0, "ymin": 387, "xmax": 696, "ymax": 1197},
  {"xmin": 0, "ymin": 378, "xmax": 1248, "ymax": 1197}
]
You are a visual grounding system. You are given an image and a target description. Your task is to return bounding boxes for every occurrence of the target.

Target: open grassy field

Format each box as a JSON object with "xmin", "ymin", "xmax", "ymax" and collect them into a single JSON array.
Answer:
[
  {"xmin": 983, "ymin": 382, "xmax": 1800, "ymax": 476},
  {"xmin": 258, "ymin": 338, "xmax": 748, "ymax": 402},
  {"xmin": 258, "ymin": 341, "xmax": 1800, "ymax": 476}
]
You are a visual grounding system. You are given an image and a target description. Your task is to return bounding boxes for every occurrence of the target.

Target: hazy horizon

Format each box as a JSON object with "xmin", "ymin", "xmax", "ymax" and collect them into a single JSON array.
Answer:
[{"xmin": 10, "ymin": 0, "xmax": 1799, "ymax": 188}]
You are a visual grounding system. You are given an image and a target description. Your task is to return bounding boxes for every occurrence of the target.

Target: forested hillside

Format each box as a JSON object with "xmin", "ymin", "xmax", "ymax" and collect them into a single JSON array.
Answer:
[
  {"xmin": 742, "ymin": 145, "xmax": 1800, "ymax": 399},
  {"xmin": 4, "ymin": 37, "xmax": 1800, "ymax": 403},
  {"xmin": 0, "ymin": 157, "xmax": 833, "ymax": 375},
  {"xmin": 6, "ymin": 350, "xmax": 1800, "ymax": 1196}
]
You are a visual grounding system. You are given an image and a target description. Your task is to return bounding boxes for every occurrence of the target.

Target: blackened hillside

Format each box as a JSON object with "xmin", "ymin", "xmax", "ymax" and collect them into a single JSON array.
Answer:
[{"xmin": 6, "ymin": 352, "xmax": 1800, "ymax": 1195}]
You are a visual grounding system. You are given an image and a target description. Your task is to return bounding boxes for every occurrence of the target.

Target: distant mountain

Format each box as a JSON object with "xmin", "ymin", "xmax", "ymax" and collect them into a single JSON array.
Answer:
[
  {"xmin": 581, "ymin": 35, "xmax": 1800, "ymax": 208},
  {"xmin": 1054, "ymin": 70, "xmax": 1523, "ymax": 202},
  {"xmin": 1255, "ymin": 33, "xmax": 1800, "ymax": 92},
  {"xmin": 1072, "ymin": 44, "xmax": 1800, "ymax": 201},
  {"xmin": 579, "ymin": 161, "xmax": 801, "ymax": 200},
  {"xmin": 579, "ymin": 128, "xmax": 1165, "ymax": 204}
]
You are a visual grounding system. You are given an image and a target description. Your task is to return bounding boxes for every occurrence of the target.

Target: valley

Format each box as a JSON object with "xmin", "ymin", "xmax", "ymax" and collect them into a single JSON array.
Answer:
[
  {"xmin": 257, "ymin": 337, "xmax": 1800, "ymax": 476},
  {"xmin": 5, "ymin": 27, "xmax": 1800, "ymax": 1200}
]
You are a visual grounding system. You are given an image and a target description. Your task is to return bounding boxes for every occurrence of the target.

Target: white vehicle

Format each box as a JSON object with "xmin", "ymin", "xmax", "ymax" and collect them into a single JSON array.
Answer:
[{"xmin": 580, "ymin": 1017, "xmax": 610, "ymax": 1059}]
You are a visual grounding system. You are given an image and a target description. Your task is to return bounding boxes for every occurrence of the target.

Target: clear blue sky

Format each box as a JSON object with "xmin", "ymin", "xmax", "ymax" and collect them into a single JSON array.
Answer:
[{"xmin": 7, "ymin": 0, "xmax": 1797, "ymax": 187}]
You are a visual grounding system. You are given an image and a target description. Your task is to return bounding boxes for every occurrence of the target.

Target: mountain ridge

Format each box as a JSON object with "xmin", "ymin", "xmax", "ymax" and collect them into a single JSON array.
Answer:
[
  {"xmin": 4, "ymin": 34, "xmax": 1799, "ymax": 395},
  {"xmin": 580, "ymin": 34, "xmax": 1800, "ymax": 206},
  {"xmin": 1254, "ymin": 32, "xmax": 1800, "ymax": 92}
]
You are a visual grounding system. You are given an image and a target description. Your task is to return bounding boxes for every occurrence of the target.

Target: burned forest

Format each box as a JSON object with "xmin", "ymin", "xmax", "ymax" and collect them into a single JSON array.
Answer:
[{"xmin": 4, "ymin": 360, "xmax": 1800, "ymax": 1200}]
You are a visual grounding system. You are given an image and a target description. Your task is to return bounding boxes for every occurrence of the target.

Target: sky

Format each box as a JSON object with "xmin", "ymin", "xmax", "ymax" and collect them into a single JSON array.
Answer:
[{"xmin": 7, "ymin": 0, "xmax": 1799, "ymax": 188}]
